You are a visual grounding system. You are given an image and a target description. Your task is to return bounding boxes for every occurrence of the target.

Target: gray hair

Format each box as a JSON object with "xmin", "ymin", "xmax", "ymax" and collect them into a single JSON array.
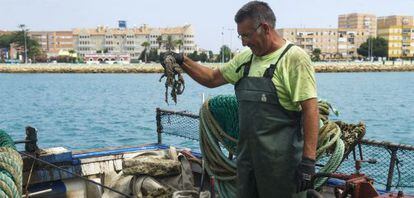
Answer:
[{"xmin": 234, "ymin": 1, "xmax": 276, "ymax": 28}]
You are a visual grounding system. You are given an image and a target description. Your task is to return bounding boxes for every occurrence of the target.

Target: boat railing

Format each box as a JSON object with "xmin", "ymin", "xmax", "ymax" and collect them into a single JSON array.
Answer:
[{"xmin": 155, "ymin": 108, "xmax": 414, "ymax": 192}]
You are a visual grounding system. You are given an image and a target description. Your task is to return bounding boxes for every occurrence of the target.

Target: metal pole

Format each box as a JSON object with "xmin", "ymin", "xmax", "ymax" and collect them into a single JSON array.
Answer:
[
  {"xmin": 229, "ymin": 28, "xmax": 233, "ymax": 60},
  {"xmin": 221, "ymin": 27, "xmax": 224, "ymax": 64},
  {"xmin": 371, "ymin": 35, "xmax": 374, "ymax": 61},
  {"xmin": 401, "ymin": 19, "xmax": 404, "ymax": 64},
  {"xmin": 18, "ymin": 24, "xmax": 28, "ymax": 63},
  {"xmin": 226, "ymin": 28, "xmax": 235, "ymax": 60},
  {"xmin": 368, "ymin": 36, "xmax": 371, "ymax": 61},
  {"xmin": 386, "ymin": 147, "xmax": 398, "ymax": 191},
  {"xmin": 371, "ymin": 37, "xmax": 374, "ymax": 61},
  {"xmin": 24, "ymin": 29, "xmax": 28, "ymax": 63},
  {"xmin": 156, "ymin": 108, "xmax": 162, "ymax": 144}
]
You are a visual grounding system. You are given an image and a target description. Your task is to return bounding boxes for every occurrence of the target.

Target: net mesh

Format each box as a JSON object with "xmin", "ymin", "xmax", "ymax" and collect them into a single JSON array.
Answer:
[
  {"xmin": 158, "ymin": 110, "xmax": 200, "ymax": 141},
  {"xmin": 156, "ymin": 109, "xmax": 414, "ymax": 191}
]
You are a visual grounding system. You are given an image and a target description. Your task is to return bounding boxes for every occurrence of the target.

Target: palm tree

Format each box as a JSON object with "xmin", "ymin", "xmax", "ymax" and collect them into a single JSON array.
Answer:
[
  {"xmin": 68, "ymin": 49, "xmax": 76, "ymax": 58},
  {"xmin": 156, "ymin": 36, "xmax": 163, "ymax": 50},
  {"xmin": 68, "ymin": 49, "xmax": 76, "ymax": 63},
  {"xmin": 165, "ymin": 35, "xmax": 177, "ymax": 51},
  {"xmin": 174, "ymin": 39, "xmax": 183, "ymax": 53},
  {"xmin": 141, "ymin": 41, "xmax": 150, "ymax": 63}
]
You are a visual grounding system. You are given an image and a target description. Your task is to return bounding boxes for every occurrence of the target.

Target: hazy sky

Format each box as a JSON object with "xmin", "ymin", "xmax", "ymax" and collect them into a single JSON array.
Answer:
[{"xmin": 1, "ymin": 0, "xmax": 413, "ymax": 52}]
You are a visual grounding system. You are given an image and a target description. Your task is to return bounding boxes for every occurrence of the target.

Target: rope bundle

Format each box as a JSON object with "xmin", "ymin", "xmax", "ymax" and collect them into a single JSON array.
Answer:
[
  {"xmin": 0, "ymin": 130, "xmax": 23, "ymax": 198},
  {"xmin": 159, "ymin": 55, "xmax": 185, "ymax": 104},
  {"xmin": 199, "ymin": 99, "xmax": 237, "ymax": 198}
]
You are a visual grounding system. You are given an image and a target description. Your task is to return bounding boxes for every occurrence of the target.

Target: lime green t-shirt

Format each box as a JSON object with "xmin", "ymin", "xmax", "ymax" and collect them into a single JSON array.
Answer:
[{"xmin": 219, "ymin": 42, "xmax": 317, "ymax": 111}]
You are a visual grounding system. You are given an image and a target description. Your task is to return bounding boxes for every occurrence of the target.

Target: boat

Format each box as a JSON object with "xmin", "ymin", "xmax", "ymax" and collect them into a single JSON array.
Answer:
[{"xmin": 1, "ymin": 108, "xmax": 414, "ymax": 197}]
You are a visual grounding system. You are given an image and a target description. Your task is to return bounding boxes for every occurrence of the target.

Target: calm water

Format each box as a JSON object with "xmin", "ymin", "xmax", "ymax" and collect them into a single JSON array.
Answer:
[{"xmin": 0, "ymin": 72, "xmax": 413, "ymax": 151}]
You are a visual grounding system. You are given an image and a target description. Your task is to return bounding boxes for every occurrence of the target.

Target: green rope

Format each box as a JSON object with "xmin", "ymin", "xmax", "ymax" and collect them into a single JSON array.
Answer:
[
  {"xmin": 0, "ymin": 172, "xmax": 19, "ymax": 198},
  {"xmin": 199, "ymin": 95, "xmax": 356, "ymax": 196},
  {"xmin": 0, "ymin": 188, "xmax": 7, "ymax": 198},
  {"xmin": 0, "ymin": 177, "xmax": 13, "ymax": 198},
  {"xmin": 0, "ymin": 130, "xmax": 16, "ymax": 150},
  {"xmin": 199, "ymin": 101, "xmax": 237, "ymax": 198},
  {"xmin": 315, "ymin": 136, "xmax": 345, "ymax": 188},
  {"xmin": 316, "ymin": 121, "xmax": 342, "ymax": 158},
  {"xmin": 208, "ymin": 95, "xmax": 239, "ymax": 153},
  {"xmin": 0, "ymin": 130, "xmax": 22, "ymax": 197}
]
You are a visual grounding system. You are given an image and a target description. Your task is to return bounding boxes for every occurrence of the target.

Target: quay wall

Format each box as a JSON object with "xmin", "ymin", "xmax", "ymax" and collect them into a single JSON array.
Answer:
[{"xmin": 1, "ymin": 62, "xmax": 414, "ymax": 73}]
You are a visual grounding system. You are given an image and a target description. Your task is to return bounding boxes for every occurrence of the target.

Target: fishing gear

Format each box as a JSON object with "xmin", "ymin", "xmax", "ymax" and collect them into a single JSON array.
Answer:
[{"xmin": 159, "ymin": 54, "xmax": 185, "ymax": 104}]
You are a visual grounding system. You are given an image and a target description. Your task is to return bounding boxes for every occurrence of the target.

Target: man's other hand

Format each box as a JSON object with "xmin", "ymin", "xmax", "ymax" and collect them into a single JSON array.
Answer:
[
  {"xmin": 160, "ymin": 52, "xmax": 184, "ymax": 66},
  {"xmin": 295, "ymin": 156, "xmax": 316, "ymax": 193}
]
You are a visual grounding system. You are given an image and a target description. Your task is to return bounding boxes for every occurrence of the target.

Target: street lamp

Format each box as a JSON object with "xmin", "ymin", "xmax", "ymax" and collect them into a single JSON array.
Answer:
[
  {"xmin": 221, "ymin": 27, "xmax": 224, "ymax": 64},
  {"xmin": 364, "ymin": 18, "xmax": 373, "ymax": 61},
  {"xmin": 221, "ymin": 27, "xmax": 235, "ymax": 63},
  {"xmin": 18, "ymin": 24, "xmax": 28, "ymax": 64},
  {"xmin": 224, "ymin": 27, "xmax": 235, "ymax": 59}
]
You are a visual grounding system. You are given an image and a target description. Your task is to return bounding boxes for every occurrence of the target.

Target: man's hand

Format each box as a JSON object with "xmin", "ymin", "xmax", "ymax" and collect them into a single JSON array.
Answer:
[
  {"xmin": 295, "ymin": 156, "xmax": 316, "ymax": 192},
  {"xmin": 160, "ymin": 52, "xmax": 184, "ymax": 66}
]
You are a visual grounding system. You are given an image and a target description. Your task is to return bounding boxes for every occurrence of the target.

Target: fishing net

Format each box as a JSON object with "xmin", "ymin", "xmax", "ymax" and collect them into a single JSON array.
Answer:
[{"xmin": 157, "ymin": 97, "xmax": 414, "ymax": 192}]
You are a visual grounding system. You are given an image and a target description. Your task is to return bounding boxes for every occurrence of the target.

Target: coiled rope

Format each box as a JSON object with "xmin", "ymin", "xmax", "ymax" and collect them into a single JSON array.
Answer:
[
  {"xmin": 199, "ymin": 95, "xmax": 357, "ymax": 197},
  {"xmin": 0, "ymin": 130, "xmax": 23, "ymax": 198},
  {"xmin": 314, "ymin": 120, "xmax": 344, "ymax": 188},
  {"xmin": 199, "ymin": 100, "xmax": 237, "ymax": 198}
]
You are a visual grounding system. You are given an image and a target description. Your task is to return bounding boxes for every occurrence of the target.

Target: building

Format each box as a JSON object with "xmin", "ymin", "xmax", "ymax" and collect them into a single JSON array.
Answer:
[
  {"xmin": 338, "ymin": 13, "xmax": 377, "ymax": 35},
  {"xmin": 377, "ymin": 15, "xmax": 414, "ymax": 58},
  {"xmin": 337, "ymin": 29, "xmax": 372, "ymax": 58},
  {"xmin": 28, "ymin": 31, "xmax": 74, "ymax": 57},
  {"xmin": 73, "ymin": 24, "xmax": 196, "ymax": 61},
  {"xmin": 277, "ymin": 28, "xmax": 338, "ymax": 59},
  {"xmin": 338, "ymin": 13, "xmax": 377, "ymax": 58}
]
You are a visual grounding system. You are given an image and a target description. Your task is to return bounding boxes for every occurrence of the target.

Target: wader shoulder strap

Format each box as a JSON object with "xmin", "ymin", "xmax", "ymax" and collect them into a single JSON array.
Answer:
[
  {"xmin": 235, "ymin": 55, "xmax": 254, "ymax": 77},
  {"xmin": 264, "ymin": 43, "xmax": 294, "ymax": 78}
]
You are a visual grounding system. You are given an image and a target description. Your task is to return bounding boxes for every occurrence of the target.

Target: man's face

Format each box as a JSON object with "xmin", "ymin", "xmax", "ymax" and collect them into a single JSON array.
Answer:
[{"xmin": 237, "ymin": 18, "xmax": 267, "ymax": 56}]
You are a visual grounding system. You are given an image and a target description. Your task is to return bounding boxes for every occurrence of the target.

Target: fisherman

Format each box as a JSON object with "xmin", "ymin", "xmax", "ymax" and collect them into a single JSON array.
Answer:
[{"xmin": 160, "ymin": 1, "xmax": 319, "ymax": 197}]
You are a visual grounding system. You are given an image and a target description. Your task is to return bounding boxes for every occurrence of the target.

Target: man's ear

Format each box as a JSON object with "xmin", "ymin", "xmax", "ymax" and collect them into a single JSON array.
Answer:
[{"xmin": 261, "ymin": 23, "xmax": 271, "ymax": 34}]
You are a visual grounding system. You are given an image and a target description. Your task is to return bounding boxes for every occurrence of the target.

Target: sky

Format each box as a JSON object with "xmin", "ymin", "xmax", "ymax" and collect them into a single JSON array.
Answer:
[{"xmin": 1, "ymin": 0, "xmax": 413, "ymax": 53}]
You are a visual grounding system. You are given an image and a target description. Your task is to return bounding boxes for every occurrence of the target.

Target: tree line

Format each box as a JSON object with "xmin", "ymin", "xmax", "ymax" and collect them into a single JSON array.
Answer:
[
  {"xmin": 1, "ymin": 30, "xmax": 398, "ymax": 63},
  {"xmin": 138, "ymin": 35, "xmax": 234, "ymax": 63},
  {"xmin": 0, "ymin": 30, "xmax": 42, "ymax": 61}
]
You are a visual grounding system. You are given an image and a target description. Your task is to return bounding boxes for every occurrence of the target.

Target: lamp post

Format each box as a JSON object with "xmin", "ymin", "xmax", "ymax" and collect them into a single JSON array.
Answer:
[
  {"xmin": 221, "ymin": 27, "xmax": 235, "ymax": 63},
  {"xmin": 224, "ymin": 28, "xmax": 235, "ymax": 60},
  {"xmin": 221, "ymin": 27, "xmax": 224, "ymax": 65},
  {"xmin": 18, "ymin": 24, "xmax": 28, "ymax": 64},
  {"xmin": 364, "ymin": 17, "xmax": 373, "ymax": 61}
]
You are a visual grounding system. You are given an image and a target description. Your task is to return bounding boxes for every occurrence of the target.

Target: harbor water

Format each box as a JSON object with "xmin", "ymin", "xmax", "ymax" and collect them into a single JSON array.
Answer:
[{"xmin": 0, "ymin": 72, "xmax": 413, "ymax": 151}]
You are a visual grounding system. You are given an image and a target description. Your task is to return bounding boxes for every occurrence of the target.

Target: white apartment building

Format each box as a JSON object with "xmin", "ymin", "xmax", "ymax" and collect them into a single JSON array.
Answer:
[
  {"xmin": 278, "ymin": 28, "xmax": 338, "ymax": 59},
  {"xmin": 73, "ymin": 24, "xmax": 196, "ymax": 60}
]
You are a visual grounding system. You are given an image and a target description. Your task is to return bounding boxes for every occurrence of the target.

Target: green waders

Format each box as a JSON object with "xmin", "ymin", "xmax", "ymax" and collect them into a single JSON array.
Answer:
[{"xmin": 235, "ymin": 44, "xmax": 304, "ymax": 198}]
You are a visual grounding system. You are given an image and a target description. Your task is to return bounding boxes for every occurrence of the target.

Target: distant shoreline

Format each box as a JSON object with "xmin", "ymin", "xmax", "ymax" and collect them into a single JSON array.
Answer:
[{"xmin": 1, "ymin": 63, "xmax": 414, "ymax": 73}]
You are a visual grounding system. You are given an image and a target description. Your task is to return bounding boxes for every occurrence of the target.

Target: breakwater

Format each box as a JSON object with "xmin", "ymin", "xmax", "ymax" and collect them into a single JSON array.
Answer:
[{"xmin": 1, "ymin": 62, "xmax": 414, "ymax": 73}]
